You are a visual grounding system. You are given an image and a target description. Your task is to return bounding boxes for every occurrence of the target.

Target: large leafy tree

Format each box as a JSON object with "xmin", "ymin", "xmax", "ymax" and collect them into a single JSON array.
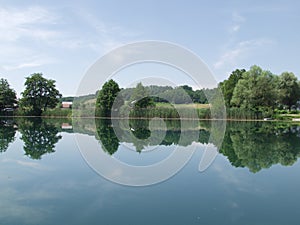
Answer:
[
  {"xmin": 277, "ymin": 72, "xmax": 300, "ymax": 110},
  {"xmin": 20, "ymin": 73, "xmax": 61, "ymax": 116},
  {"xmin": 231, "ymin": 65, "xmax": 278, "ymax": 116},
  {"xmin": 0, "ymin": 78, "xmax": 17, "ymax": 111},
  {"xmin": 219, "ymin": 69, "xmax": 246, "ymax": 107},
  {"xmin": 96, "ymin": 79, "xmax": 122, "ymax": 117}
]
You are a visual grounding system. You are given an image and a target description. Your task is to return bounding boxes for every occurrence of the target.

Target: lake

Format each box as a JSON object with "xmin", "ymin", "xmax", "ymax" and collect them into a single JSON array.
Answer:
[{"xmin": 1, "ymin": 118, "xmax": 300, "ymax": 225}]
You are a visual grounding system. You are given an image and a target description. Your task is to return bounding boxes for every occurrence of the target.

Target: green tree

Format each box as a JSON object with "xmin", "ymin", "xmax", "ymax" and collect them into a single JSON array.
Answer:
[
  {"xmin": 193, "ymin": 89, "xmax": 208, "ymax": 104},
  {"xmin": 20, "ymin": 73, "xmax": 61, "ymax": 116},
  {"xmin": 278, "ymin": 72, "xmax": 300, "ymax": 110},
  {"xmin": 130, "ymin": 82, "xmax": 154, "ymax": 109},
  {"xmin": 231, "ymin": 65, "xmax": 278, "ymax": 117},
  {"xmin": 0, "ymin": 78, "xmax": 17, "ymax": 111},
  {"xmin": 96, "ymin": 79, "xmax": 122, "ymax": 117},
  {"xmin": 219, "ymin": 69, "xmax": 246, "ymax": 107},
  {"xmin": 159, "ymin": 87, "xmax": 191, "ymax": 104}
]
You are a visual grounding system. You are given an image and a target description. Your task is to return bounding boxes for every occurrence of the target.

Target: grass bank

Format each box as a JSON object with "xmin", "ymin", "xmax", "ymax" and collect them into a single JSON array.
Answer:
[{"xmin": 6, "ymin": 103, "xmax": 300, "ymax": 121}]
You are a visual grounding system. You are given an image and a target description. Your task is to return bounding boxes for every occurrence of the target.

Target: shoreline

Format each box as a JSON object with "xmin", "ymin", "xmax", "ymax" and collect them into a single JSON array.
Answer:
[{"xmin": 1, "ymin": 115, "xmax": 300, "ymax": 122}]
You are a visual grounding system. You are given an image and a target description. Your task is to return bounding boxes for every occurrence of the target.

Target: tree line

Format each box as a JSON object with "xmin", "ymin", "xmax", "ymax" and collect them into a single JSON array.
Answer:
[
  {"xmin": 96, "ymin": 80, "xmax": 217, "ymax": 118},
  {"xmin": 0, "ymin": 73, "xmax": 61, "ymax": 116},
  {"xmin": 96, "ymin": 65, "xmax": 300, "ymax": 119},
  {"xmin": 1, "ymin": 65, "xmax": 300, "ymax": 118},
  {"xmin": 220, "ymin": 66, "xmax": 300, "ymax": 118}
]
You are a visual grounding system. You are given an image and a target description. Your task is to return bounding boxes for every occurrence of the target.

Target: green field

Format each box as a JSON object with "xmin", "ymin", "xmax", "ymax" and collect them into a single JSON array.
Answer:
[{"xmin": 155, "ymin": 102, "xmax": 210, "ymax": 109}]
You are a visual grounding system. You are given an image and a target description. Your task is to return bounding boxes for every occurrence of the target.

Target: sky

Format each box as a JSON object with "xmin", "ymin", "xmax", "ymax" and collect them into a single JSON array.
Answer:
[{"xmin": 0, "ymin": 0, "xmax": 300, "ymax": 97}]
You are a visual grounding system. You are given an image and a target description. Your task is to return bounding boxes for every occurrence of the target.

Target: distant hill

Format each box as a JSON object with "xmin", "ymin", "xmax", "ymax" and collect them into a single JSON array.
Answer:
[{"xmin": 60, "ymin": 96, "xmax": 75, "ymax": 102}]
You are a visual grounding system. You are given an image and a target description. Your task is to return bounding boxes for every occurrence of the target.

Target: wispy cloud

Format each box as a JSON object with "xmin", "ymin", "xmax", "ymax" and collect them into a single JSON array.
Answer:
[
  {"xmin": 0, "ymin": 6, "xmax": 140, "ymax": 72},
  {"xmin": 0, "ymin": 6, "xmax": 60, "ymax": 70},
  {"xmin": 231, "ymin": 25, "xmax": 240, "ymax": 32},
  {"xmin": 229, "ymin": 12, "xmax": 245, "ymax": 33},
  {"xmin": 232, "ymin": 12, "xmax": 245, "ymax": 23},
  {"xmin": 73, "ymin": 9, "xmax": 141, "ymax": 53},
  {"xmin": 0, "ymin": 6, "xmax": 58, "ymax": 42},
  {"xmin": 213, "ymin": 11, "xmax": 275, "ymax": 73},
  {"xmin": 213, "ymin": 38, "xmax": 275, "ymax": 70},
  {"xmin": 2, "ymin": 57, "xmax": 56, "ymax": 71}
]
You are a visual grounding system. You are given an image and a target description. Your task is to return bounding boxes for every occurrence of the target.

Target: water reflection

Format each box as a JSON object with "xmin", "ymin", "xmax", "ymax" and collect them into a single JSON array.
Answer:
[
  {"xmin": 64, "ymin": 119, "xmax": 300, "ymax": 172},
  {"xmin": 1, "ymin": 118, "xmax": 300, "ymax": 173},
  {"xmin": 95, "ymin": 119, "xmax": 120, "ymax": 155},
  {"xmin": 220, "ymin": 122, "xmax": 300, "ymax": 172},
  {"xmin": 0, "ymin": 119, "xmax": 17, "ymax": 152},
  {"xmin": 18, "ymin": 118, "xmax": 62, "ymax": 159}
]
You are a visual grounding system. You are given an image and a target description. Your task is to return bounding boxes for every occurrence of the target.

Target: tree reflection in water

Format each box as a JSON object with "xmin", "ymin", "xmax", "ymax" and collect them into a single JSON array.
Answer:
[
  {"xmin": 8, "ymin": 117, "xmax": 300, "ymax": 172},
  {"xmin": 18, "ymin": 118, "xmax": 62, "ymax": 160},
  {"xmin": 96, "ymin": 119, "xmax": 121, "ymax": 155},
  {"xmin": 95, "ymin": 119, "xmax": 300, "ymax": 173},
  {"xmin": 220, "ymin": 122, "xmax": 300, "ymax": 172},
  {"xmin": 0, "ymin": 119, "xmax": 17, "ymax": 153}
]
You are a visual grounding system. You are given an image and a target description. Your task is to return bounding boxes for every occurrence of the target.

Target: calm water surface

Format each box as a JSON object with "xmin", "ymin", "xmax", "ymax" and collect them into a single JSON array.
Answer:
[{"xmin": 1, "ymin": 118, "xmax": 300, "ymax": 225}]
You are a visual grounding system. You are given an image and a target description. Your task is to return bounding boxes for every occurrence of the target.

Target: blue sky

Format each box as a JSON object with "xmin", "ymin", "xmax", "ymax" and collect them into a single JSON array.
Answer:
[{"xmin": 0, "ymin": 0, "xmax": 300, "ymax": 96}]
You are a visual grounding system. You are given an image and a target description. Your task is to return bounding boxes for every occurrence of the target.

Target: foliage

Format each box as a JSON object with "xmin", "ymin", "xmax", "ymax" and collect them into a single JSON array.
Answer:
[
  {"xmin": 193, "ymin": 89, "xmax": 208, "ymax": 104},
  {"xmin": 148, "ymin": 85, "xmax": 173, "ymax": 96},
  {"xmin": 42, "ymin": 108, "xmax": 72, "ymax": 117},
  {"xmin": 120, "ymin": 84, "xmax": 207, "ymax": 104},
  {"xmin": 1, "ymin": 65, "xmax": 300, "ymax": 119},
  {"xmin": 130, "ymin": 82, "xmax": 155, "ymax": 109},
  {"xmin": 20, "ymin": 73, "xmax": 62, "ymax": 116},
  {"xmin": 277, "ymin": 72, "xmax": 300, "ymax": 110},
  {"xmin": 96, "ymin": 79, "xmax": 122, "ymax": 117},
  {"xmin": 197, "ymin": 108, "xmax": 211, "ymax": 119},
  {"xmin": 60, "ymin": 96, "xmax": 75, "ymax": 102},
  {"xmin": 72, "ymin": 94, "xmax": 97, "ymax": 109},
  {"xmin": 231, "ymin": 65, "xmax": 278, "ymax": 117},
  {"xmin": 226, "ymin": 108, "xmax": 259, "ymax": 119},
  {"xmin": 219, "ymin": 69, "xmax": 245, "ymax": 107},
  {"xmin": 159, "ymin": 87, "xmax": 191, "ymax": 104},
  {"xmin": 0, "ymin": 78, "xmax": 17, "ymax": 111}
]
